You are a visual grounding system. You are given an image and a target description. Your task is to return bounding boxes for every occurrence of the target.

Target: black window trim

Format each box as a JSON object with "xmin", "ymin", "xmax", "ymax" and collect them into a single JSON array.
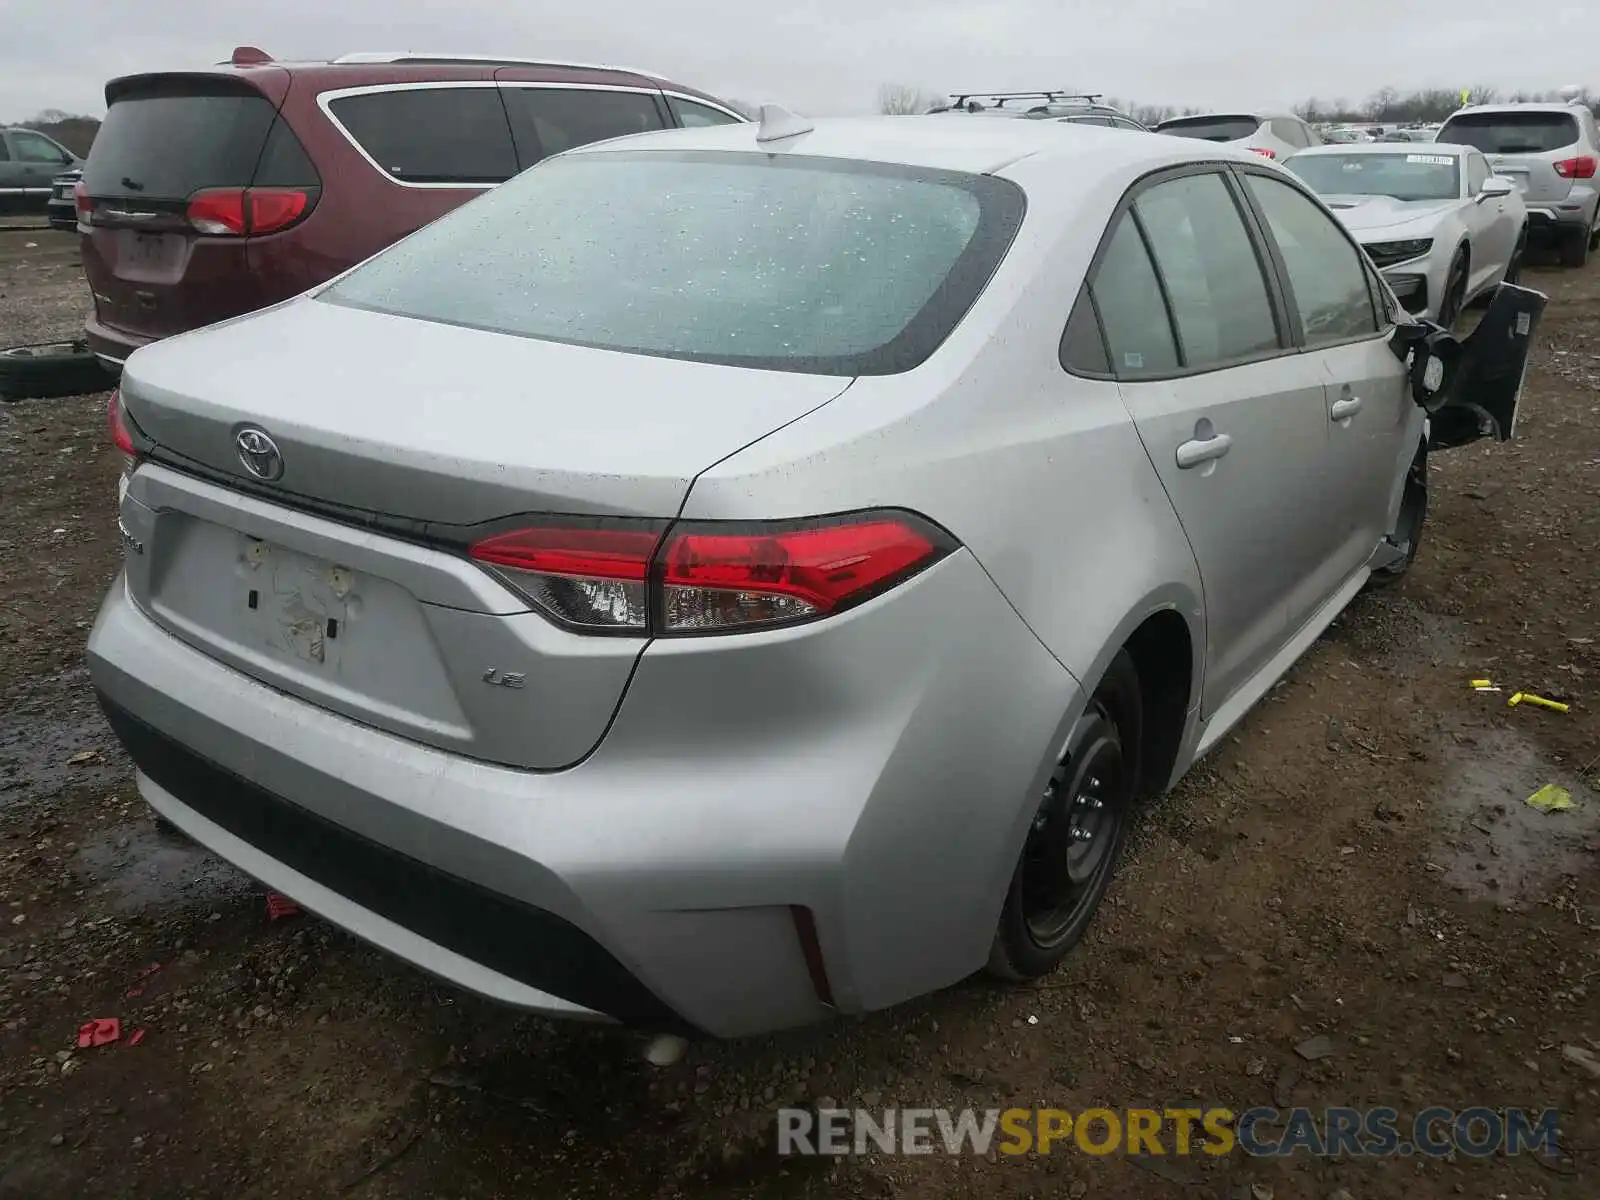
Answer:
[
  {"xmin": 1229, "ymin": 163, "xmax": 1388, "ymax": 352},
  {"xmin": 1061, "ymin": 161, "xmax": 1297, "ymax": 382}
]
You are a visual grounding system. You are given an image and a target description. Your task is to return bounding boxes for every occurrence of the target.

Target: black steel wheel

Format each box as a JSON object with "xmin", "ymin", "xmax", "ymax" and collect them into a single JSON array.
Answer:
[{"xmin": 988, "ymin": 650, "xmax": 1142, "ymax": 980}]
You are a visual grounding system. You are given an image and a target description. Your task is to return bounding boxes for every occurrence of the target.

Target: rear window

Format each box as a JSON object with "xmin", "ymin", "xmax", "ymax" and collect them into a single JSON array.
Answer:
[
  {"xmin": 1437, "ymin": 111, "xmax": 1580, "ymax": 154},
  {"xmin": 322, "ymin": 150, "xmax": 1025, "ymax": 376},
  {"xmin": 84, "ymin": 83, "xmax": 278, "ymax": 199},
  {"xmin": 326, "ymin": 86, "xmax": 518, "ymax": 183},
  {"xmin": 1156, "ymin": 116, "xmax": 1262, "ymax": 143}
]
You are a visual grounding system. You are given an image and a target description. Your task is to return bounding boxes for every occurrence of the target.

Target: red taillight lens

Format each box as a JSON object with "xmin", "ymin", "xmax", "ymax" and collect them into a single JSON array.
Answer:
[
  {"xmin": 74, "ymin": 180, "xmax": 92, "ymax": 224},
  {"xmin": 467, "ymin": 512, "xmax": 955, "ymax": 635},
  {"xmin": 1249, "ymin": 147, "xmax": 1277, "ymax": 159},
  {"xmin": 108, "ymin": 389, "xmax": 136, "ymax": 455},
  {"xmin": 186, "ymin": 187, "xmax": 310, "ymax": 236},
  {"xmin": 1554, "ymin": 155, "xmax": 1598, "ymax": 180},
  {"xmin": 660, "ymin": 518, "xmax": 942, "ymax": 632},
  {"xmin": 470, "ymin": 524, "xmax": 664, "ymax": 631}
]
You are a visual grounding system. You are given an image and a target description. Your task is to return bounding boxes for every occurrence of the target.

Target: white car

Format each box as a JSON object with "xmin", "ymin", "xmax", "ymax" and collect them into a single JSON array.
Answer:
[
  {"xmin": 1155, "ymin": 111, "xmax": 1322, "ymax": 161},
  {"xmin": 1286, "ymin": 142, "xmax": 1527, "ymax": 326}
]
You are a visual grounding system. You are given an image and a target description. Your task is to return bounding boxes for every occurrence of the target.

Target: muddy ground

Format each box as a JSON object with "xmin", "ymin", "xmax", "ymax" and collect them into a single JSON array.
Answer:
[{"xmin": 1, "ymin": 223, "xmax": 1597, "ymax": 1200}]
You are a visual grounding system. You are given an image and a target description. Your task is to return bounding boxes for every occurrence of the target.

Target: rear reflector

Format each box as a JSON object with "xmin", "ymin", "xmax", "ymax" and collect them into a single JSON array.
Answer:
[
  {"xmin": 1554, "ymin": 155, "xmax": 1598, "ymax": 180},
  {"xmin": 468, "ymin": 511, "xmax": 956, "ymax": 636},
  {"xmin": 186, "ymin": 187, "xmax": 311, "ymax": 236}
]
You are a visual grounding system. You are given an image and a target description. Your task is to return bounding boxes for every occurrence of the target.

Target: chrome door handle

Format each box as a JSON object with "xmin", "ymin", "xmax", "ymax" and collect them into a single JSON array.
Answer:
[
  {"xmin": 1330, "ymin": 396, "xmax": 1363, "ymax": 421},
  {"xmin": 1175, "ymin": 433, "xmax": 1233, "ymax": 469}
]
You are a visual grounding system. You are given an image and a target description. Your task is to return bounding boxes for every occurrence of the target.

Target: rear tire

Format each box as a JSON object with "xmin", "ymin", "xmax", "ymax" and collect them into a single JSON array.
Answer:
[
  {"xmin": 0, "ymin": 340, "xmax": 112, "ymax": 402},
  {"xmin": 1560, "ymin": 225, "xmax": 1591, "ymax": 268},
  {"xmin": 987, "ymin": 651, "xmax": 1142, "ymax": 981},
  {"xmin": 1369, "ymin": 442, "xmax": 1427, "ymax": 589}
]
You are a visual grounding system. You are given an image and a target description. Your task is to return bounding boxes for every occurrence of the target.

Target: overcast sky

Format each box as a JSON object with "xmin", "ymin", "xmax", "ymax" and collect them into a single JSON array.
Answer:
[{"xmin": 4, "ymin": 0, "xmax": 1597, "ymax": 122}]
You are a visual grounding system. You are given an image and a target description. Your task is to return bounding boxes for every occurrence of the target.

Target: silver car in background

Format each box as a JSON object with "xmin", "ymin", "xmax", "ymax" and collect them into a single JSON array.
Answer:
[
  {"xmin": 89, "ymin": 112, "xmax": 1539, "ymax": 1038},
  {"xmin": 1286, "ymin": 142, "xmax": 1528, "ymax": 325},
  {"xmin": 1154, "ymin": 110, "xmax": 1323, "ymax": 161},
  {"xmin": 1436, "ymin": 101, "xmax": 1600, "ymax": 267}
]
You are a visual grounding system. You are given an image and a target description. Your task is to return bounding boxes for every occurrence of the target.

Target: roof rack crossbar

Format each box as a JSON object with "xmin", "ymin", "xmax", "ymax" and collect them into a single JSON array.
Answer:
[
  {"xmin": 328, "ymin": 51, "xmax": 662, "ymax": 77},
  {"xmin": 947, "ymin": 90, "xmax": 1105, "ymax": 109}
]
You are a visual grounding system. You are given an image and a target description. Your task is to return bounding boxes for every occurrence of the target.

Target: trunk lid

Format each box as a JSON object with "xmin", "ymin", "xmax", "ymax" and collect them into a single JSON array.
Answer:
[
  {"xmin": 80, "ymin": 70, "xmax": 314, "ymax": 341},
  {"xmin": 114, "ymin": 299, "xmax": 853, "ymax": 769},
  {"xmin": 1436, "ymin": 110, "xmax": 1581, "ymax": 204}
]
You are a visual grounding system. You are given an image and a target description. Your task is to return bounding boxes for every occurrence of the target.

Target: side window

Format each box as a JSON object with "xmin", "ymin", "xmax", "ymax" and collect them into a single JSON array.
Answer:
[
  {"xmin": 1113, "ymin": 118, "xmax": 1145, "ymax": 132},
  {"xmin": 667, "ymin": 96, "xmax": 740, "ymax": 128},
  {"xmin": 1132, "ymin": 172, "xmax": 1281, "ymax": 368},
  {"xmin": 1243, "ymin": 173, "xmax": 1378, "ymax": 345},
  {"xmin": 1087, "ymin": 213, "xmax": 1179, "ymax": 378},
  {"xmin": 1466, "ymin": 152, "xmax": 1489, "ymax": 195},
  {"xmin": 0, "ymin": 137, "xmax": 10, "ymax": 162},
  {"xmin": 13, "ymin": 131, "xmax": 71, "ymax": 164},
  {"xmin": 1059, "ymin": 285, "xmax": 1110, "ymax": 375},
  {"xmin": 503, "ymin": 87, "xmax": 667, "ymax": 166},
  {"xmin": 327, "ymin": 87, "xmax": 517, "ymax": 184}
]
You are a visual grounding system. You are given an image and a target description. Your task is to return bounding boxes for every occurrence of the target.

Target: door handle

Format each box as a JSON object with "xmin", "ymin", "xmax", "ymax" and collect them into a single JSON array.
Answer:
[
  {"xmin": 1330, "ymin": 396, "xmax": 1363, "ymax": 421},
  {"xmin": 1175, "ymin": 432, "xmax": 1233, "ymax": 469}
]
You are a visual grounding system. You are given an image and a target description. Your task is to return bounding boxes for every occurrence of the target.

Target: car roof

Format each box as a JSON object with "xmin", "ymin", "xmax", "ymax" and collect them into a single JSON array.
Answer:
[
  {"xmin": 1294, "ymin": 141, "xmax": 1467, "ymax": 157},
  {"xmin": 562, "ymin": 113, "xmax": 1256, "ymax": 176},
  {"xmin": 1447, "ymin": 102, "xmax": 1589, "ymax": 117}
]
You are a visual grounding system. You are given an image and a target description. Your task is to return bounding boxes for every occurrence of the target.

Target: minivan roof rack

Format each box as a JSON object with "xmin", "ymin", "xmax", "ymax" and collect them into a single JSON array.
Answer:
[
  {"xmin": 943, "ymin": 90, "xmax": 1105, "ymax": 110},
  {"xmin": 328, "ymin": 51, "xmax": 662, "ymax": 77}
]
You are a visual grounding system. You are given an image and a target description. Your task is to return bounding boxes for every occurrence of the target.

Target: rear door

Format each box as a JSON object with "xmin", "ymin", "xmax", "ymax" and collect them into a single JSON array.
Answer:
[
  {"xmin": 80, "ymin": 72, "xmax": 292, "ymax": 340},
  {"xmin": 1089, "ymin": 167, "xmax": 1334, "ymax": 717},
  {"xmin": 1237, "ymin": 168, "xmax": 1416, "ymax": 590},
  {"xmin": 1437, "ymin": 110, "xmax": 1581, "ymax": 205}
]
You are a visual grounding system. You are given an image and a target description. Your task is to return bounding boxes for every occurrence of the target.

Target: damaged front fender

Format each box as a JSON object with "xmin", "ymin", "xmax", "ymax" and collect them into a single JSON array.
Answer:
[{"xmin": 1388, "ymin": 282, "xmax": 1548, "ymax": 451}]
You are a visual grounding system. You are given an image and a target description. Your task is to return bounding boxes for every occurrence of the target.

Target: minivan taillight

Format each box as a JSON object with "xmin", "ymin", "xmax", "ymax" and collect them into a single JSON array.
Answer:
[
  {"xmin": 1554, "ymin": 155, "xmax": 1598, "ymax": 180},
  {"xmin": 186, "ymin": 187, "xmax": 311, "ymax": 236},
  {"xmin": 468, "ymin": 512, "xmax": 957, "ymax": 635},
  {"xmin": 74, "ymin": 180, "xmax": 92, "ymax": 225}
]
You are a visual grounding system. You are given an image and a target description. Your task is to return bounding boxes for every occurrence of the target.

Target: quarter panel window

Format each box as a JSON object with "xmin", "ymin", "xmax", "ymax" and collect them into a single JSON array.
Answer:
[
  {"xmin": 668, "ymin": 96, "xmax": 740, "ymax": 127},
  {"xmin": 1243, "ymin": 173, "xmax": 1378, "ymax": 344},
  {"xmin": 1132, "ymin": 173, "xmax": 1280, "ymax": 368},
  {"xmin": 1088, "ymin": 214, "xmax": 1179, "ymax": 377},
  {"xmin": 1060, "ymin": 285, "xmax": 1110, "ymax": 375}
]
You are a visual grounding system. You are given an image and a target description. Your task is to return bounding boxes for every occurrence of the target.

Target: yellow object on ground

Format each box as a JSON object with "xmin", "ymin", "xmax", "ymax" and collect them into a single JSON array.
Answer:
[
  {"xmin": 1507, "ymin": 692, "xmax": 1571, "ymax": 713},
  {"xmin": 1526, "ymin": 784, "xmax": 1576, "ymax": 813}
]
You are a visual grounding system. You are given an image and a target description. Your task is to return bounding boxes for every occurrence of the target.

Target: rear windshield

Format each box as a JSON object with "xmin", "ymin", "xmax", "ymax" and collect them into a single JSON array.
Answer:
[
  {"xmin": 322, "ymin": 150, "xmax": 1025, "ymax": 376},
  {"xmin": 1288, "ymin": 152, "xmax": 1460, "ymax": 201},
  {"xmin": 1437, "ymin": 111, "xmax": 1580, "ymax": 154},
  {"xmin": 84, "ymin": 82, "xmax": 279, "ymax": 199},
  {"xmin": 1156, "ymin": 116, "xmax": 1261, "ymax": 142}
]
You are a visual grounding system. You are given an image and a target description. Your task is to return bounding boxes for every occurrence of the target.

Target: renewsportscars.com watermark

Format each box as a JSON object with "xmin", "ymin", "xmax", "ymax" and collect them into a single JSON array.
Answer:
[{"xmin": 777, "ymin": 1106, "xmax": 1560, "ymax": 1159}]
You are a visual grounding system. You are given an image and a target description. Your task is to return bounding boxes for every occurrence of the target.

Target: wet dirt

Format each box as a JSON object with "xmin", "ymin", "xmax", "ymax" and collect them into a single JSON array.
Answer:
[{"xmin": 1, "ymin": 226, "xmax": 1596, "ymax": 1200}]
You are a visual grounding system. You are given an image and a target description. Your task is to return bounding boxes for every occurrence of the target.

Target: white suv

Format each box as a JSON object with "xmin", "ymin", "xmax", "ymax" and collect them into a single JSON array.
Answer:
[
  {"xmin": 1154, "ymin": 111, "xmax": 1322, "ymax": 162},
  {"xmin": 1436, "ymin": 102, "xmax": 1600, "ymax": 267}
]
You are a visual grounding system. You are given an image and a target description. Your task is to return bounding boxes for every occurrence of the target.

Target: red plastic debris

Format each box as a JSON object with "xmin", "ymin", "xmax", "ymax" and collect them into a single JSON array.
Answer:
[
  {"xmin": 77, "ymin": 1018, "xmax": 121, "ymax": 1049},
  {"xmin": 265, "ymin": 893, "xmax": 302, "ymax": 921},
  {"xmin": 125, "ymin": 963, "xmax": 162, "ymax": 998},
  {"xmin": 127, "ymin": 1028, "xmax": 146, "ymax": 1047}
]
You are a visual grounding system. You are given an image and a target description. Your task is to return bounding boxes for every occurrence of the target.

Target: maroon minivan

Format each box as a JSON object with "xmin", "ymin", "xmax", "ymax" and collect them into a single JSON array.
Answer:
[{"xmin": 77, "ymin": 49, "xmax": 745, "ymax": 369}]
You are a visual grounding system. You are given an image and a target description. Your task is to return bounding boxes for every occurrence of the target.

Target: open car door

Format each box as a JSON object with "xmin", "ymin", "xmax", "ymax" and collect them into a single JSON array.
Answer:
[{"xmin": 1392, "ymin": 283, "xmax": 1548, "ymax": 450}]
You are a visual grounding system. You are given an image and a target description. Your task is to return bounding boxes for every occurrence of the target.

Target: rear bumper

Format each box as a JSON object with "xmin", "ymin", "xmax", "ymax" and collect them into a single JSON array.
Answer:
[
  {"xmin": 84, "ymin": 315, "xmax": 153, "ymax": 369},
  {"xmin": 1523, "ymin": 191, "xmax": 1598, "ymax": 237},
  {"xmin": 88, "ymin": 550, "xmax": 1079, "ymax": 1037}
]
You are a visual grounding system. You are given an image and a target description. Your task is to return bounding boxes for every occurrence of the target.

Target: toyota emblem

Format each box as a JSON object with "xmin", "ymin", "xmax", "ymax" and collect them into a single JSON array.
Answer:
[{"xmin": 235, "ymin": 427, "xmax": 284, "ymax": 481}]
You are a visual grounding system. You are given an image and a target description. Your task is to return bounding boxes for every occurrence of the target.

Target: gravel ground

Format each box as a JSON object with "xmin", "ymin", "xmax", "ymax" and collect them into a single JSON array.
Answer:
[{"xmin": 1, "ymin": 226, "xmax": 1597, "ymax": 1199}]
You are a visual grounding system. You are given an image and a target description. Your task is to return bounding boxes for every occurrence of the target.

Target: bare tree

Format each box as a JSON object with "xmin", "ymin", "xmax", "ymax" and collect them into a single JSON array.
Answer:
[
  {"xmin": 1365, "ymin": 86, "xmax": 1400, "ymax": 121},
  {"xmin": 1466, "ymin": 84, "xmax": 1501, "ymax": 107},
  {"xmin": 878, "ymin": 83, "xmax": 941, "ymax": 115}
]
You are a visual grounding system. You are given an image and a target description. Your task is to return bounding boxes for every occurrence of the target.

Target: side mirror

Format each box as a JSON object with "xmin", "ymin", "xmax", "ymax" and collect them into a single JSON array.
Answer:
[{"xmin": 1478, "ymin": 176, "xmax": 1515, "ymax": 200}]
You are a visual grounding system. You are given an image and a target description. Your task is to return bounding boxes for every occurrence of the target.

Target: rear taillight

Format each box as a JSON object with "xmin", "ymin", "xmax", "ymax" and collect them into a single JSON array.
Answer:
[
  {"xmin": 1554, "ymin": 155, "xmax": 1598, "ymax": 180},
  {"xmin": 186, "ymin": 187, "xmax": 311, "ymax": 236},
  {"xmin": 74, "ymin": 180, "xmax": 92, "ymax": 225},
  {"xmin": 468, "ymin": 511, "xmax": 956, "ymax": 636},
  {"xmin": 1249, "ymin": 147, "xmax": 1277, "ymax": 160},
  {"xmin": 108, "ymin": 389, "xmax": 145, "ymax": 503}
]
